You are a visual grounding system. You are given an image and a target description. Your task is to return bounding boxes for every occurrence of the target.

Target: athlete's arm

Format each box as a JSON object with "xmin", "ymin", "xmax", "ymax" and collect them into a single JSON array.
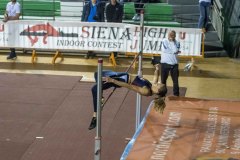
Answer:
[
  {"xmin": 105, "ymin": 77, "xmax": 151, "ymax": 96},
  {"xmin": 153, "ymin": 64, "xmax": 160, "ymax": 84}
]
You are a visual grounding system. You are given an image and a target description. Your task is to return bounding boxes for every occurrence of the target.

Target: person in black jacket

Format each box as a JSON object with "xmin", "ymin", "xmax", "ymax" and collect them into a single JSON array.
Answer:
[
  {"xmin": 106, "ymin": 0, "xmax": 123, "ymax": 23},
  {"xmin": 81, "ymin": 0, "xmax": 105, "ymax": 59},
  {"xmin": 105, "ymin": 0, "xmax": 123, "ymax": 58}
]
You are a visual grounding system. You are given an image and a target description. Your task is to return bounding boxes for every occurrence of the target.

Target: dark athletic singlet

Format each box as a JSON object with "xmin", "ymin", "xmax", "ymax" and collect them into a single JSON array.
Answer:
[{"xmin": 131, "ymin": 76, "xmax": 152, "ymax": 91}]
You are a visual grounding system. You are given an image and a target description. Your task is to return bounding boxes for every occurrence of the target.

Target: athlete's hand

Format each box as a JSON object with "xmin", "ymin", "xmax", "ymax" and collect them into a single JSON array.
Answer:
[
  {"xmin": 105, "ymin": 77, "xmax": 114, "ymax": 83},
  {"xmin": 154, "ymin": 64, "xmax": 160, "ymax": 70},
  {"xmin": 102, "ymin": 77, "xmax": 106, "ymax": 82}
]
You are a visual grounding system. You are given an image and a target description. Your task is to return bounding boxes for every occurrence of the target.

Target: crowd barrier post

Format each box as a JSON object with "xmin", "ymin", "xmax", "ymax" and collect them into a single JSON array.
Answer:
[
  {"xmin": 31, "ymin": 49, "xmax": 37, "ymax": 64},
  {"xmin": 52, "ymin": 50, "xmax": 64, "ymax": 64},
  {"xmin": 109, "ymin": 52, "xmax": 117, "ymax": 67}
]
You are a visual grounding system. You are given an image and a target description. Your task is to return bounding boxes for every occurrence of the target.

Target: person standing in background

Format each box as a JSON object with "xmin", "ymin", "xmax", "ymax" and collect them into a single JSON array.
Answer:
[
  {"xmin": 105, "ymin": 0, "xmax": 123, "ymax": 58},
  {"xmin": 198, "ymin": 0, "xmax": 212, "ymax": 33},
  {"xmin": 3, "ymin": 0, "xmax": 21, "ymax": 60},
  {"xmin": 81, "ymin": 0, "xmax": 105, "ymax": 59},
  {"xmin": 160, "ymin": 30, "xmax": 181, "ymax": 97},
  {"xmin": 132, "ymin": 0, "xmax": 149, "ymax": 21},
  {"xmin": 106, "ymin": 0, "xmax": 123, "ymax": 23}
]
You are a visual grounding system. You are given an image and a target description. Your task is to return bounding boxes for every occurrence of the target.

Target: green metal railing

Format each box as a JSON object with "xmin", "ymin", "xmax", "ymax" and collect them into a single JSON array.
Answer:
[{"xmin": 211, "ymin": 0, "xmax": 240, "ymax": 58}]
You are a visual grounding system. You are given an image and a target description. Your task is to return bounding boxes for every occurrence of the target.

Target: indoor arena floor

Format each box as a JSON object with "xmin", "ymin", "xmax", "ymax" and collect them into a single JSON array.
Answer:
[{"xmin": 0, "ymin": 53, "xmax": 239, "ymax": 160}]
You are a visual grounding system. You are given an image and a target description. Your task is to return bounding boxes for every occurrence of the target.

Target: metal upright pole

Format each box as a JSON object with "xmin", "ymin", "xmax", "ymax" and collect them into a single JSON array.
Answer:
[
  {"xmin": 135, "ymin": 10, "xmax": 144, "ymax": 131},
  {"xmin": 53, "ymin": 0, "xmax": 55, "ymax": 21},
  {"xmin": 94, "ymin": 58, "xmax": 103, "ymax": 160}
]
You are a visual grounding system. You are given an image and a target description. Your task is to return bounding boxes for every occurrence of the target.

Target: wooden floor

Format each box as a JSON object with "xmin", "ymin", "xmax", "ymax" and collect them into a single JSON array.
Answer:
[
  {"xmin": 0, "ymin": 53, "xmax": 239, "ymax": 160},
  {"xmin": 0, "ymin": 54, "xmax": 239, "ymax": 100}
]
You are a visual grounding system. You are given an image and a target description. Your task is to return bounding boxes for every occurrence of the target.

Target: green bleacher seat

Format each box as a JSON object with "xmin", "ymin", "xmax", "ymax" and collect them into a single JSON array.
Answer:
[
  {"xmin": 0, "ymin": 0, "xmax": 8, "ymax": 12},
  {"xmin": 0, "ymin": 0, "xmax": 8, "ymax": 5},
  {"xmin": 144, "ymin": 3, "xmax": 174, "ymax": 21},
  {"xmin": 123, "ymin": 2, "xmax": 174, "ymax": 22},
  {"xmin": 123, "ymin": 2, "xmax": 179, "ymax": 27},
  {"xmin": 21, "ymin": 0, "xmax": 61, "ymax": 17},
  {"xmin": 123, "ymin": 2, "xmax": 135, "ymax": 20},
  {"xmin": 0, "ymin": 0, "xmax": 61, "ymax": 18}
]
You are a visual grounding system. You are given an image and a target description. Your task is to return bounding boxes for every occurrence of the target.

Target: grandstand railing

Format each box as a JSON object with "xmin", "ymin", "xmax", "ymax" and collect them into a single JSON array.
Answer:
[
  {"xmin": 211, "ymin": 0, "xmax": 240, "ymax": 58},
  {"xmin": 0, "ymin": 1, "xmax": 181, "ymax": 26}
]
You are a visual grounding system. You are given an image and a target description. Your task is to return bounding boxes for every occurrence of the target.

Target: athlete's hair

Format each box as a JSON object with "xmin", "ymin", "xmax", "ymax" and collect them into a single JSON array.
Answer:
[
  {"xmin": 153, "ymin": 84, "xmax": 167, "ymax": 113},
  {"xmin": 153, "ymin": 96, "xmax": 166, "ymax": 114},
  {"xmin": 157, "ymin": 84, "xmax": 167, "ymax": 97}
]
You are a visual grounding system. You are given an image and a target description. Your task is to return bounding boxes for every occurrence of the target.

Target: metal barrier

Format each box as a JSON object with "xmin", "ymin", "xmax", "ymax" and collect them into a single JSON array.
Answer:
[{"xmin": 211, "ymin": 0, "xmax": 240, "ymax": 58}]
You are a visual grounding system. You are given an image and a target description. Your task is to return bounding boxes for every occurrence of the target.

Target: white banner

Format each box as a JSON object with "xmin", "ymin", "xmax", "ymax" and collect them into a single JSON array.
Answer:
[{"xmin": 0, "ymin": 20, "xmax": 202, "ymax": 56}]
